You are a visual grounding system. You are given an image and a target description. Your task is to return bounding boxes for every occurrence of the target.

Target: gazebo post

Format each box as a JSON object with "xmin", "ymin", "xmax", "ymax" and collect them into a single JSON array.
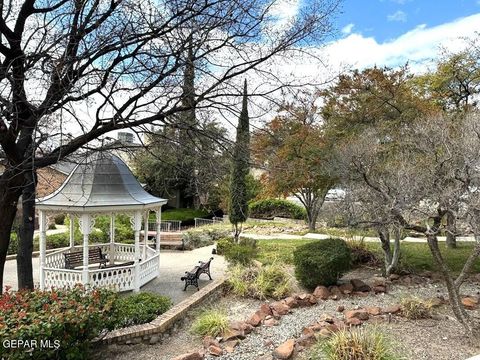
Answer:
[
  {"xmin": 133, "ymin": 210, "xmax": 142, "ymax": 292},
  {"xmin": 69, "ymin": 214, "xmax": 75, "ymax": 249},
  {"xmin": 39, "ymin": 210, "xmax": 47, "ymax": 290},
  {"xmin": 143, "ymin": 211, "xmax": 148, "ymax": 260},
  {"xmin": 109, "ymin": 214, "xmax": 115, "ymax": 265},
  {"xmin": 80, "ymin": 213, "xmax": 92, "ymax": 287},
  {"xmin": 155, "ymin": 208, "xmax": 161, "ymax": 253}
]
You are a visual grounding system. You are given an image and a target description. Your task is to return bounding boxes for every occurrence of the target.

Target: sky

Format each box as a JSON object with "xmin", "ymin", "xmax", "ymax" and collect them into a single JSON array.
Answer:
[{"xmin": 326, "ymin": 0, "xmax": 480, "ymax": 72}]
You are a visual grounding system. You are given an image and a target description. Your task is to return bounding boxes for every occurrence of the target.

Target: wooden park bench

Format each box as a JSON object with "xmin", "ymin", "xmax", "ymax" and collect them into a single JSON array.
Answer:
[
  {"xmin": 64, "ymin": 247, "xmax": 108, "ymax": 269},
  {"xmin": 181, "ymin": 257, "xmax": 214, "ymax": 291}
]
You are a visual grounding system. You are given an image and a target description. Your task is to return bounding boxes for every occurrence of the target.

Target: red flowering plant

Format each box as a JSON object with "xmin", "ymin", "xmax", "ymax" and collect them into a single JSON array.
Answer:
[{"xmin": 0, "ymin": 285, "xmax": 117, "ymax": 360}]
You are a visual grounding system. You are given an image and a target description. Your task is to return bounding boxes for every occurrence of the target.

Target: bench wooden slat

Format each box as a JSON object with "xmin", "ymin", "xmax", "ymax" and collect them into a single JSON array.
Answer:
[{"xmin": 64, "ymin": 247, "xmax": 107, "ymax": 269}]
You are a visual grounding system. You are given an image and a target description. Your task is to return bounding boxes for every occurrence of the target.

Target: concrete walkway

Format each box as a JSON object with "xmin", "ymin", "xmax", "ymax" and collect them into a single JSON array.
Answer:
[{"xmin": 3, "ymin": 245, "xmax": 226, "ymax": 305}]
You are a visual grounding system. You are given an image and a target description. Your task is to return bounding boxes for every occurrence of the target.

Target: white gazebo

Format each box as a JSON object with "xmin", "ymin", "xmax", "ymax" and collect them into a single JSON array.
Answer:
[{"xmin": 36, "ymin": 153, "xmax": 167, "ymax": 292}]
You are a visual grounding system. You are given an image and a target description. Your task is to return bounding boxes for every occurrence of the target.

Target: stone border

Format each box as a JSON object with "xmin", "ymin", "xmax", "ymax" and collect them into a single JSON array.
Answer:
[{"xmin": 98, "ymin": 277, "xmax": 226, "ymax": 345}]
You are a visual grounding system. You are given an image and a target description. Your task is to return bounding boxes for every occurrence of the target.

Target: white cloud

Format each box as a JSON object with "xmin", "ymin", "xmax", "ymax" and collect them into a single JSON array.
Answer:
[
  {"xmin": 341, "ymin": 23, "xmax": 355, "ymax": 35},
  {"xmin": 387, "ymin": 10, "xmax": 407, "ymax": 22},
  {"xmin": 322, "ymin": 13, "xmax": 480, "ymax": 73}
]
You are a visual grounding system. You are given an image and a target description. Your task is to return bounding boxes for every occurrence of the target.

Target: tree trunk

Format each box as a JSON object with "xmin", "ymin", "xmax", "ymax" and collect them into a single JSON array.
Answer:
[
  {"xmin": 306, "ymin": 208, "xmax": 317, "ymax": 231},
  {"xmin": 17, "ymin": 171, "xmax": 36, "ymax": 290},
  {"xmin": 0, "ymin": 172, "xmax": 23, "ymax": 293},
  {"xmin": 427, "ymin": 233, "xmax": 479, "ymax": 337},
  {"xmin": 378, "ymin": 227, "xmax": 401, "ymax": 276},
  {"xmin": 446, "ymin": 210, "xmax": 457, "ymax": 249}
]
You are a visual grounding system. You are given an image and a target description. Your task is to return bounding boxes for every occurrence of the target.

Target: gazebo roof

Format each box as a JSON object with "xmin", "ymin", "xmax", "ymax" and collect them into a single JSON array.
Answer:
[{"xmin": 36, "ymin": 152, "xmax": 167, "ymax": 212}]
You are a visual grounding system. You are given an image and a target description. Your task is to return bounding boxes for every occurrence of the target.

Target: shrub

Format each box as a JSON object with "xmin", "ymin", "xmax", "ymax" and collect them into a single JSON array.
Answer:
[
  {"xmin": 226, "ymin": 263, "xmax": 292, "ymax": 299},
  {"xmin": 183, "ymin": 228, "xmax": 230, "ymax": 250},
  {"xmin": 190, "ymin": 308, "xmax": 229, "ymax": 337},
  {"xmin": 216, "ymin": 237, "xmax": 234, "ymax": 255},
  {"xmin": 248, "ymin": 198, "xmax": 306, "ymax": 220},
  {"xmin": 47, "ymin": 223, "xmax": 57, "ymax": 230},
  {"xmin": 293, "ymin": 238, "xmax": 351, "ymax": 289},
  {"xmin": 224, "ymin": 243, "xmax": 257, "ymax": 265},
  {"xmin": 54, "ymin": 214, "xmax": 66, "ymax": 225},
  {"xmin": 400, "ymin": 297, "xmax": 433, "ymax": 319},
  {"xmin": 0, "ymin": 285, "xmax": 117, "ymax": 360},
  {"xmin": 313, "ymin": 327, "xmax": 398, "ymax": 360},
  {"xmin": 7, "ymin": 233, "xmax": 18, "ymax": 255},
  {"xmin": 45, "ymin": 232, "xmax": 71, "ymax": 249},
  {"xmin": 111, "ymin": 292, "xmax": 172, "ymax": 329}
]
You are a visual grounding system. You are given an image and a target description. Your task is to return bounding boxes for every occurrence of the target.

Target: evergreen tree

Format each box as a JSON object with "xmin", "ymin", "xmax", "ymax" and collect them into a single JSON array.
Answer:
[{"xmin": 229, "ymin": 80, "xmax": 250, "ymax": 242}]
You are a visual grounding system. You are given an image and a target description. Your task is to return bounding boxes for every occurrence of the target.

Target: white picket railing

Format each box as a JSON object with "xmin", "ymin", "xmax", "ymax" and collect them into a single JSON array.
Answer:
[
  {"xmin": 89, "ymin": 264, "xmax": 136, "ymax": 291},
  {"xmin": 139, "ymin": 254, "xmax": 160, "ymax": 285},
  {"xmin": 194, "ymin": 217, "xmax": 225, "ymax": 228},
  {"xmin": 42, "ymin": 243, "xmax": 159, "ymax": 291},
  {"xmin": 147, "ymin": 220, "xmax": 182, "ymax": 232},
  {"xmin": 43, "ymin": 268, "xmax": 83, "ymax": 289}
]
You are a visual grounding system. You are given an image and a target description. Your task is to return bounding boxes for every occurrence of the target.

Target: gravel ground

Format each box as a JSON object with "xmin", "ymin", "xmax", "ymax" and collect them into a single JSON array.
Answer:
[{"xmin": 99, "ymin": 269, "xmax": 480, "ymax": 360}]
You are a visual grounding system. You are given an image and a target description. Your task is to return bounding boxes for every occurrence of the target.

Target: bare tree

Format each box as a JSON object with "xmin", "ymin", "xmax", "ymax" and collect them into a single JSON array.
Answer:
[
  {"xmin": 340, "ymin": 114, "xmax": 480, "ymax": 337},
  {"xmin": 0, "ymin": 0, "xmax": 341, "ymax": 291}
]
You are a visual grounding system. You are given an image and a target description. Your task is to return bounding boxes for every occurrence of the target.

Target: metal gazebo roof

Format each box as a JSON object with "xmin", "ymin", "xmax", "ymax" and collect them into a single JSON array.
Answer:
[{"xmin": 36, "ymin": 152, "xmax": 167, "ymax": 212}]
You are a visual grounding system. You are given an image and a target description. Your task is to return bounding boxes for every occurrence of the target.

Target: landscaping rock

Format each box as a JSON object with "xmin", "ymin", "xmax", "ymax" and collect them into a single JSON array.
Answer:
[
  {"xmin": 172, "ymin": 352, "xmax": 204, "ymax": 360},
  {"xmin": 320, "ymin": 328, "xmax": 334, "ymax": 338},
  {"xmin": 208, "ymin": 345, "xmax": 223, "ymax": 356},
  {"xmin": 247, "ymin": 312, "xmax": 263, "ymax": 327},
  {"xmin": 284, "ymin": 296, "xmax": 299, "ymax": 308},
  {"xmin": 462, "ymin": 297, "xmax": 479, "ymax": 310},
  {"xmin": 345, "ymin": 317, "xmax": 362, "ymax": 326},
  {"xmin": 273, "ymin": 339, "xmax": 295, "ymax": 359},
  {"xmin": 366, "ymin": 306, "xmax": 382, "ymax": 316},
  {"xmin": 373, "ymin": 285, "xmax": 387, "ymax": 294},
  {"xmin": 296, "ymin": 333, "xmax": 316, "ymax": 347},
  {"xmin": 264, "ymin": 318, "xmax": 279, "ymax": 327},
  {"xmin": 222, "ymin": 329, "xmax": 246, "ymax": 342},
  {"xmin": 231, "ymin": 321, "xmax": 254, "ymax": 334},
  {"xmin": 350, "ymin": 279, "xmax": 371, "ymax": 292},
  {"xmin": 223, "ymin": 340, "xmax": 239, "ymax": 353},
  {"xmin": 371, "ymin": 276, "xmax": 386, "ymax": 287},
  {"xmin": 260, "ymin": 303, "xmax": 273, "ymax": 316},
  {"xmin": 389, "ymin": 273, "xmax": 400, "ymax": 281},
  {"xmin": 382, "ymin": 305, "xmax": 401, "ymax": 314},
  {"xmin": 319, "ymin": 313, "xmax": 335, "ymax": 323},
  {"xmin": 344, "ymin": 309, "xmax": 369, "ymax": 321},
  {"xmin": 313, "ymin": 286, "xmax": 330, "ymax": 300},
  {"xmin": 329, "ymin": 286, "xmax": 343, "ymax": 299},
  {"xmin": 203, "ymin": 336, "xmax": 220, "ymax": 348},
  {"xmin": 336, "ymin": 305, "xmax": 345, "ymax": 312},
  {"xmin": 271, "ymin": 301, "xmax": 290, "ymax": 315},
  {"xmin": 338, "ymin": 283, "xmax": 354, "ymax": 294}
]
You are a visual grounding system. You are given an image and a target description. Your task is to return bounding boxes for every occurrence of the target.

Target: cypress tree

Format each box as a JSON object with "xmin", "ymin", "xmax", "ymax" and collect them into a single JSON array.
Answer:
[{"xmin": 229, "ymin": 79, "xmax": 250, "ymax": 242}]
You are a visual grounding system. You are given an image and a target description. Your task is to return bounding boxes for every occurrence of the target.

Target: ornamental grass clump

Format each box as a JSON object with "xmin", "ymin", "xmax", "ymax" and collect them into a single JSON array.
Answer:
[
  {"xmin": 400, "ymin": 297, "xmax": 433, "ymax": 320},
  {"xmin": 0, "ymin": 285, "xmax": 117, "ymax": 360},
  {"xmin": 311, "ymin": 327, "xmax": 398, "ymax": 360},
  {"xmin": 226, "ymin": 262, "xmax": 292, "ymax": 299},
  {"xmin": 190, "ymin": 308, "xmax": 229, "ymax": 337}
]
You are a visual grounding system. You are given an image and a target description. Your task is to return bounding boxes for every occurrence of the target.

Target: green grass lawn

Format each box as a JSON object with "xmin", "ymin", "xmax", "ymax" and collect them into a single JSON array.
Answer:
[
  {"xmin": 256, "ymin": 238, "xmax": 480, "ymax": 274},
  {"xmin": 150, "ymin": 208, "xmax": 210, "ymax": 222}
]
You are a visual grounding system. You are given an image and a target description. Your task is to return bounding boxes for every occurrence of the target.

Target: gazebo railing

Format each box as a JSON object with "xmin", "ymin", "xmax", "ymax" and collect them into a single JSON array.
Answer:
[
  {"xmin": 42, "ymin": 242, "xmax": 159, "ymax": 291},
  {"xmin": 89, "ymin": 264, "xmax": 135, "ymax": 292},
  {"xmin": 43, "ymin": 268, "xmax": 83, "ymax": 289},
  {"xmin": 139, "ymin": 253, "xmax": 159, "ymax": 285}
]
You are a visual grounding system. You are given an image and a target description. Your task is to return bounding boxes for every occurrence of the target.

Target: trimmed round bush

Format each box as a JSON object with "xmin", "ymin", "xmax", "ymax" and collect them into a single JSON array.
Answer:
[
  {"xmin": 111, "ymin": 292, "xmax": 172, "ymax": 329},
  {"xmin": 293, "ymin": 238, "xmax": 351, "ymax": 289},
  {"xmin": 248, "ymin": 199, "xmax": 306, "ymax": 220}
]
